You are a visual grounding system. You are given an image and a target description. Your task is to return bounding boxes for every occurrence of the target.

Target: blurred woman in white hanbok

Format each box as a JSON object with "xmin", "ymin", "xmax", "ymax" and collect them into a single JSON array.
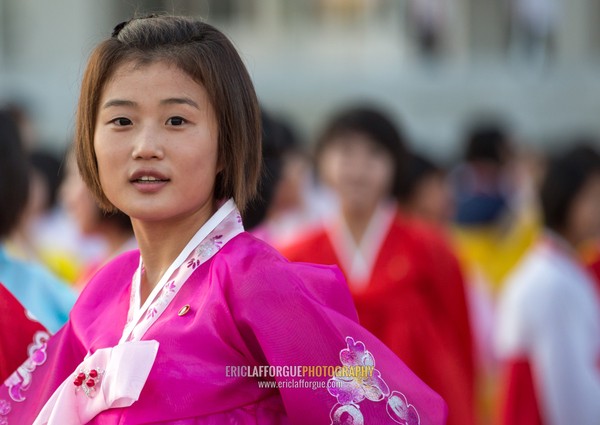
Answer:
[{"xmin": 495, "ymin": 144, "xmax": 600, "ymax": 425}]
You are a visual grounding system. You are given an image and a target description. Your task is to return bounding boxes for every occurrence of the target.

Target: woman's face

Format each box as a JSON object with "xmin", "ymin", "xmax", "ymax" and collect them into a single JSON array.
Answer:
[
  {"xmin": 319, "ymin": 132, "xmax": 395, "ymax": 214},
  {"xmin": 94, "ymin": 60, "xmax": 220, "ymax": 224},
  {"xmin": 567, "ymin": 173, "xmax": 600, "ymax": 246}
]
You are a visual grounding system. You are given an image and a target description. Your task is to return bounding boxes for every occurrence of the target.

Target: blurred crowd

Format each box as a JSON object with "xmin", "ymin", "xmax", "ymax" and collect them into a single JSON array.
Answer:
[
  {"xmin": 406, "ymin": 0, "xmax": 560, "ymax": 66},
  {"xmin": 2, "ymin": 91, "xmax": 600, "ymax": 424}
]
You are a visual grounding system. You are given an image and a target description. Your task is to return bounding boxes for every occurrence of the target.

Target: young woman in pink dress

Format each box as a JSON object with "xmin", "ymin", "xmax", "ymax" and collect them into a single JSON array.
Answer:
[{"xmin": 0, "ymin": 15, "xmax": 446, "ymax": 424}]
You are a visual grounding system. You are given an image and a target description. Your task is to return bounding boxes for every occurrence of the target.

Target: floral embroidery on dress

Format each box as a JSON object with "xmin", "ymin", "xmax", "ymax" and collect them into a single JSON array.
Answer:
[
  {"xmin": 0, "ymin": 399, "xmax": 11, "ymax": 424},
  {"xmin": 4, "ymin": 331, "xmax": 50, "ymax": 402},
  {"xmin": 24, "ymin": 309, "xmax": 39, "ymax": 324},
  {"xmin": 145, "ymin": 280, "xmax": 177, "ymax": 320},
  {"xmin": 328, "ymin": 336, "xmax": 420, "ymax": 425},
  {"xmin": 386, "ymin": 391, "xmax": 420, "ymax": 425},
  {"xmin": 188, "ymin": 234, "xmax": 224, "ymax": 269},
  {"xmin": 186, "ymin": 256, "xmax": 201, "ymax": 270},
  {"xmin": 328, "ymin": 337, "xmax": 390, "ymax": 405},
  {"xmin": 126, "ymin": 266, "xmax": 143, "ymax": 326}
]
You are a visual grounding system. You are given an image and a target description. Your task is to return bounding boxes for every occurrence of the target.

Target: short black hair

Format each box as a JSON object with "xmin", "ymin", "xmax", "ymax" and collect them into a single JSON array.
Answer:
[
  {"xmin": 315, "ymin": 105, "xmax": 407, "ymax": 199},
  {"xmin": 463, "ymin": 122, "xmax": 510, "ymax": 165},
  {"xmin": 243, "ymin": 110, "xmax": 300, "ymax": 230},
  {"xmin": 0, "ymin": 111, "xmax": 30, "ymax": 238},
  {"xmin": 540, "ymin": 143, "xmax": 600, "ymax": 233}
]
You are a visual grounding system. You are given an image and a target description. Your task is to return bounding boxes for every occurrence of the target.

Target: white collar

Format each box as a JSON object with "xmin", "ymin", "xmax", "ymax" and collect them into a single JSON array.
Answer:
[
  {"xmin": 120, "ymin": 199, "xmax": 241, "ymax": 343},
  {"xmin": 326, "ymin": 201, "xmax": 397, "ymax": 291}
]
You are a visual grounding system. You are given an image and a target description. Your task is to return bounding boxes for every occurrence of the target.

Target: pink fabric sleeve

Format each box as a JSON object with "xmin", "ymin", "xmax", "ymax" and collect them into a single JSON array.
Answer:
[{"xmin": 219, "ymin": 252, "xmax": 447, "ymax": 425}]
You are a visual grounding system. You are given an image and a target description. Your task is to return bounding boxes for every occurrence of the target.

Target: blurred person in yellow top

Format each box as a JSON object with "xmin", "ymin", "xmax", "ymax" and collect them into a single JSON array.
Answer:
[
  {"xmin": 448, "ymin": 119, "xmax": 542, "ymax": 424},
  {"xmin": 450, "ymin": 120, "xmax": 541, "ymax": 297}
]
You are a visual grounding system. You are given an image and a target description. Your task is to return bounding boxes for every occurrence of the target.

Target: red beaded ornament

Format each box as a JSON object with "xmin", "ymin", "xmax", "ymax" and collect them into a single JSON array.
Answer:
[{"xmin": 73, "ymin": 368, "xmax": 103, "ymax": 397}]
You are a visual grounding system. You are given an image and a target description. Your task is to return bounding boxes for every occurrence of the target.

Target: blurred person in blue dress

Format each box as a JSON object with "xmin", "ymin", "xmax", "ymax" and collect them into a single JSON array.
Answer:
[{"xmin": 0, "ymin": 109, "xmax": 75, "ymax": 333}]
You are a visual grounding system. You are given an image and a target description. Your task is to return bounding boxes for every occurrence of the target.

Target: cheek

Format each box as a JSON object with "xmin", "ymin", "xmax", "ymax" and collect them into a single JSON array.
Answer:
[
  {"xmin": 188, "ymin": 129, "xmax": 220, "ymax": 166},
  {"xmin": 189, "ymin": 145, "xmax": 220, "ymax": 176},
  {"xmin": 94, "ymin": 129, "xmax": 122, "ymax": 170},
  {"xmin": 584, "ymin": 197, "xmax": 600, "ymax": 227},
  {"xmin": 95, "ymin": 158, "xmax": 113, "ymax": 195},
  {"xmin": 318, "ymin": 151, "xmax": 343, "ymax": 187},
  {"xmin": 571, "ymin": 192, "xmax": 600, "ymax": 234},
  {"xmin": 370, "ymin": 158, "xmax": 395, "ymax": 191},
  {"xmin": 94, "ymin": 148, "xmax": 122, "ymax": 194}
]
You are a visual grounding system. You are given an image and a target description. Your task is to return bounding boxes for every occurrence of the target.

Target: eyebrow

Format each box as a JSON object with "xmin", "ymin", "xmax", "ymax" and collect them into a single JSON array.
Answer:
[
  {"xmin": 102, "ymin": 99, "xmax": 137, "ymax": 109},
  {"xmin": 101, "ymin": 97, "xmax": 200, "ymax": 110},
  {"xmin": 160, "ymin": 97, "xmax": 200, "ymax": 109}
]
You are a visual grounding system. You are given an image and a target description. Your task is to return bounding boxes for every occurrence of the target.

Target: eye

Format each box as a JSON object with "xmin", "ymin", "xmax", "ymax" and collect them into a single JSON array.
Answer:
[
  {"xmin": 166, "ymin": 116, "xmax": 186, "ymax": 126},
  {"xmin": 110, "ymin": 117, "xmax": 132, "ymax": 126}
]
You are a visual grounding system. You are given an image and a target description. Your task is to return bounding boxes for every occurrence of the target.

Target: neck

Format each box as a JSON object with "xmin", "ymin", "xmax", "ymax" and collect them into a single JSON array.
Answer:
[
  {"xmin": 132, "ymin": 203, "xmax": 216, "ymax": 301},
  {"xmin": 99, "ymin": 224, "xmax": 133, "ymax": 257},
  {"xmin": 341, "ymin": 203, "xmax": 378, "ymax": 244}
]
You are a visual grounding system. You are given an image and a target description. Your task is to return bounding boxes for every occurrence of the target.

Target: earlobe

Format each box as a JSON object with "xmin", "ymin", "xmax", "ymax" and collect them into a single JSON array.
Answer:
[{"xmin": 216, "ymin": 159, "xmax": 225, "ymax": 174}]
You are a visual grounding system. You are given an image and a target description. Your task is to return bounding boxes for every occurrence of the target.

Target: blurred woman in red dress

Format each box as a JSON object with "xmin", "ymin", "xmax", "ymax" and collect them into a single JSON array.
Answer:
[{"xmin": 281, "ymin": 105, "xmax": 476, "ymax": 425}]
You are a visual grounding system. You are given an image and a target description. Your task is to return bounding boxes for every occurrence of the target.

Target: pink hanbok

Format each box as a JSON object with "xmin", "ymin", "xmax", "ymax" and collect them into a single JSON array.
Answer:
[{"xmin": 1, "ymin": 200, "xmax": 446, "ymax": 424}]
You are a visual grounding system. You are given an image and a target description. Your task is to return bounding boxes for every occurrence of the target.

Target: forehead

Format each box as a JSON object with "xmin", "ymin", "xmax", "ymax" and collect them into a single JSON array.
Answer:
[
  {"xmin": 325, "ymin": 130, "xmax": 386, "ymax": 152},
  {"xmin": 100, "ymin": 59, "xmax": 207, "ymax": 103}
]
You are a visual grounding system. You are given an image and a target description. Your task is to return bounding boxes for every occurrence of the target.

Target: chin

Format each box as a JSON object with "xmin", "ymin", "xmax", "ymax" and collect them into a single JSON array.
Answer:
[{"xmin": 345, "ymin": 200, "xmax": 376, "ymax": 214}]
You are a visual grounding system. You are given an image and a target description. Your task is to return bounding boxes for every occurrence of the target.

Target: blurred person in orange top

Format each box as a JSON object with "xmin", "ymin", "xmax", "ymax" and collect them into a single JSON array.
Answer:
[
  {"xmin": 281, "ymin": 105, "xmax": 476, "ymax": 425},
  {"xmin": 60, "ymin": 151, "xmax": 136, "ymax": 291}
]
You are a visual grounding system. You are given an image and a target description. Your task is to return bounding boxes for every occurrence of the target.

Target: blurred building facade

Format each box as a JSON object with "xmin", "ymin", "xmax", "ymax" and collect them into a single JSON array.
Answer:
[{"xmin": 1, "ymin": 0, "xmax": 600, "ymax": 157}]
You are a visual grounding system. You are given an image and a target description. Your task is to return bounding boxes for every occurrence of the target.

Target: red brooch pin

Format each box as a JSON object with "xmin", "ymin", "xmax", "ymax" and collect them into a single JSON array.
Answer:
[{"xmin": 73, "ymin": 368, "xmax": 103, "ymax": 397}]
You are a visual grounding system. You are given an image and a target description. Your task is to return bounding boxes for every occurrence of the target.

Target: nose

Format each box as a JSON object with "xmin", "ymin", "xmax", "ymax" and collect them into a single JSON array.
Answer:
[
  {"xmin": 342, "ymin": 150, "xmax": 369, "ymax": 178},
  {"xmin": 131, "ymin": 125, "xmax": 164, "ymax": 160}
]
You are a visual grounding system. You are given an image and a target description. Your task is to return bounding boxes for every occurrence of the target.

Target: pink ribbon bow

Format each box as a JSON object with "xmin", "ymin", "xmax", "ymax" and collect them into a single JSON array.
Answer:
[{"xmin": 33, "ymin": 340, "xmax": 159, "ymax": 425}]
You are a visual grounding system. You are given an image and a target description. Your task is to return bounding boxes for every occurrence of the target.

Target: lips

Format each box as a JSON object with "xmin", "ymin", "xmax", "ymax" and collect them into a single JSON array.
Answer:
[
  {"xmin": 133, "ymin": 176, "xmax": 169, "ymax": 183},
  {"xmin": 129, "ymin": 170, "xmax": 170, "ymax": 184},
  {"xmin": 129, "ymin": 170, "xmax": 170, "ymax": 194}
]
